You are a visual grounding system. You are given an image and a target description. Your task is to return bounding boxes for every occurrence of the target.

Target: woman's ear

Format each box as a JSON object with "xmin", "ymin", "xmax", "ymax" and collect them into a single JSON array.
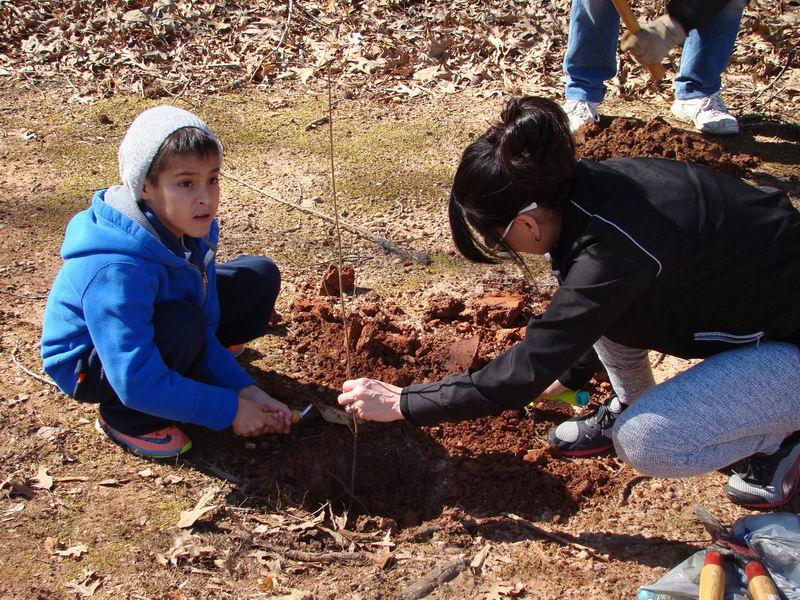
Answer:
[{"xmin": 518, "ymin": 213, "xmax": 542, "ymax": 242}]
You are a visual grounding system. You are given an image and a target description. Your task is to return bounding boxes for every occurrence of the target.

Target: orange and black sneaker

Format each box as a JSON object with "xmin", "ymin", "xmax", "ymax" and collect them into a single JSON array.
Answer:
[{"xmin": 95, "ymin": 415, "xmax": 192, "ymax": 459}]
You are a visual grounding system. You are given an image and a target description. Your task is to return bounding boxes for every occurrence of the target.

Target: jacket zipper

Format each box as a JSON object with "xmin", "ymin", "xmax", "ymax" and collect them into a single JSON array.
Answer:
[
  {"xmin": 693, "ymin": 331, "xmax": 764, "ymax": 345},
  {"xmin": 190, "ymin": 263, "xmax": 208, "ymax": 304}
]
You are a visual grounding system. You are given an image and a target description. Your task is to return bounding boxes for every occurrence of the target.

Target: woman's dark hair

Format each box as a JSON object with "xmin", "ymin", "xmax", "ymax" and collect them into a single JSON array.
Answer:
[
  {"xmin": 146, "ymin": 126, "xmax": 220, "ymax": 182},
  {"xmin": 449, "ymin": 96, "xmax": 576, "ymax": 263}
]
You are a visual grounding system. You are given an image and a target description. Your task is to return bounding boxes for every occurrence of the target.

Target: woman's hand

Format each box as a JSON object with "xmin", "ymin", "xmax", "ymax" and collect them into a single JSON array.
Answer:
[
  {"xmin": 237, "ymin": 385, "xmax": 291, "ymax": 433},
  {"xmin": 338, "ymin": 378, "xmax": 404, "ymax": 422}
]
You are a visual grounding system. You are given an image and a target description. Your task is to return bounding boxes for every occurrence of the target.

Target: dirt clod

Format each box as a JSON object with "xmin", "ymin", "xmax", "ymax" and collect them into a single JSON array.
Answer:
[{"xmin": 320, "ymin": 264, "xmax": 356, "ymax": 296}]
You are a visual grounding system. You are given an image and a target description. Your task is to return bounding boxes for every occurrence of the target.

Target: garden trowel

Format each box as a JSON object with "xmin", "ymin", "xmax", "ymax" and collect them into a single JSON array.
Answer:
[{"xmin": 291, "ymin": 402, "xmax": 353, "ymax": 427}]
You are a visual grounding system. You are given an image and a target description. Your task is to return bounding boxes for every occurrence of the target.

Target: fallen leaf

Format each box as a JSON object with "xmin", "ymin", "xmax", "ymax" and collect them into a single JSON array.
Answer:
[
  {"xmin": 137, "ymin": 468, "xmax": 154, "ymax": 478},
  {"xmin": 32, "ymin": 465, "xmax": 53, "ymax": 490},
  {"xmin": 35, "ymin": 426, "xmax": 60, "ymax": 441},
  {"xmin": 44, "ymin": 536, "xmax": 59, "ymax": 554},
  {"xmin": 65, "ymin": 570, "xmax": 101, "ymax": 597},
  {"xmin": 56, "ymin": 544, "xmax": 88, "ymax": 559},
  {"xmin": 162, "ymin": 474, "xmax": 184, "ymax": 486},
  {"xmin": 177, "ymin": 489, "xmax": 219, "ymax": 529},
  {"xmin": 262, "ymin": 574, "xmax": 274, "ymax": 591},
  {"xmin": 96, "ymin": 479, "xmax": 120, "ymax": 487}
]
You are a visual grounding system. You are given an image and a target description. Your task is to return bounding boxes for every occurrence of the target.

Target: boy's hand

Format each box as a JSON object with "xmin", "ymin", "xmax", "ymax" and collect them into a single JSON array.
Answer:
[
  {"xmin": 238, "ymin": 385, "xmax": 291, "ymax": 433},
  {"xmin": 233, "ymin": 397, "xmax": 278, "ymax": 437}
]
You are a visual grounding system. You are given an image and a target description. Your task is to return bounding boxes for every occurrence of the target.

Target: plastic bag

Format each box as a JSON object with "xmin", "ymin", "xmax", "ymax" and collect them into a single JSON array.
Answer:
[
  {"xmin": 730, "ymin": 513, "xmax": 800, "ymax": 599},
  {"xmin": 637, "ymin": 513, "xmax": 800, "ymax": 600}
]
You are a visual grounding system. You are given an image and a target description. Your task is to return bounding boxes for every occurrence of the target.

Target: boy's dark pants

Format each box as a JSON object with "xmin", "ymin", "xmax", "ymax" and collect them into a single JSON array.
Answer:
[{"xmin": 79, "ymin": 256, "xmax": 280, "ymax": 436}]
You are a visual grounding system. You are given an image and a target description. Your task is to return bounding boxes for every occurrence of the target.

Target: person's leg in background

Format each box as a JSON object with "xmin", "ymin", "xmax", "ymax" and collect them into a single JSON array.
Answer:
[
  {"xmin": 613, "ymin": 341, "xmax": 800, "ymax": 507},
  {"xmin": 549, "ymin": 337, "xmax": 655, "ymax": 455},
  {"xmin": 215, "ymin": 256, "xmax": 281, "ymax": 349},
  {"xmin": 672, "ymin": 0, "xmax": 745, "ymax": 134},
  {"xmin": 562, "ymin": 0, "xmax": 621, "ymax": 131}
]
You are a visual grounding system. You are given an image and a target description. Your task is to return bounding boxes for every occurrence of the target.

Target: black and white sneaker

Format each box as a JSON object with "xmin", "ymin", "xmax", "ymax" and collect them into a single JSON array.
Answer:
[
  {"xmin": 725, "ymin": 432, "xmax": 800, "ymax": 509},
  {"xmin": 547, "ymin": 396, "xmax": 626, "ymax": 456}
]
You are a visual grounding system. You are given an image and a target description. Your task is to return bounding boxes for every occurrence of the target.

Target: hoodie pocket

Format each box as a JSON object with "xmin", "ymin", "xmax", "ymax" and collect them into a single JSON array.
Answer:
[{"xmin": 693, "ymin": 330, "xmax": 764, "ymax": 345}]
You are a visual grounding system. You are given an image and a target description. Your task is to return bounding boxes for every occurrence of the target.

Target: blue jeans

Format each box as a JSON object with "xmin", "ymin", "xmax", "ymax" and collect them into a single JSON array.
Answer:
[
  {"xmin": 563, "ymin": 0, "xmax": 744, "ymax": 102},
  {"xmin": 78, "ymin": 256, "xmax": 281, "ymax": 435}
]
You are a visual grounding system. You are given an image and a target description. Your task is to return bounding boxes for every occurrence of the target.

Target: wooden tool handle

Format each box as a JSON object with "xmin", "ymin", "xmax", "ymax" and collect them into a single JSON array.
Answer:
[
  {"xmin": 610, "ymin": 0, "xmax": 667, "ymax": 81},
  {"xmin": 745, "ymin": 562, "xmax": 781, "ymax": 600},
  {"xmin": 699, "ymin": 551, "xmax": 725, "ymax": 600}
]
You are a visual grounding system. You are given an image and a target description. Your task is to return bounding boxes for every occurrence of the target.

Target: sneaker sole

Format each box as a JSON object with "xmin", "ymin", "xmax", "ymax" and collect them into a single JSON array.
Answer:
[
  {"xmin": 95, "ymin": 418, "xmax": 192, "ymax": 459},
  {"xmin": 556, "ymin": 442, "xmax": 615, "ymax": 457}
]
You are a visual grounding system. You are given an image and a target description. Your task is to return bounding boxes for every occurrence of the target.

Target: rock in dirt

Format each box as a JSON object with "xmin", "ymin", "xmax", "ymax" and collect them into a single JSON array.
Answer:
[
  {"xmin": 320, "ymin": 264, "xmax": 355, "ymax": 296},
  {"xmin": 472, "ymin": 294, "xmax": 525, "ymax": 327},
  {"xmin": 443, "ymin": 335, "xmax": 481, "ymax": 371},
  {"xmin": 425, "ymin": 294, "xmax": 466, "ymax": 320}
]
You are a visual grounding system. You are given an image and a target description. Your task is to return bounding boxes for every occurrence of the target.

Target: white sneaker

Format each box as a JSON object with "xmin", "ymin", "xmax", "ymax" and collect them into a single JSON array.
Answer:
[
  {"xmin": 671, "ymin": 93, "xmax": 739, "ymax": 135},
  {"xmin": 562, "ymin": 99, "xmax": 600, "ymax": 133}
]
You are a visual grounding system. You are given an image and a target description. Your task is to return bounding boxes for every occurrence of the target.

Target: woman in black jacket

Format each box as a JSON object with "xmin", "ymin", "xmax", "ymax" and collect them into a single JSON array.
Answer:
[{"xmin": 338, "ymin": 97, "xmax": 800, "ymax": 509}]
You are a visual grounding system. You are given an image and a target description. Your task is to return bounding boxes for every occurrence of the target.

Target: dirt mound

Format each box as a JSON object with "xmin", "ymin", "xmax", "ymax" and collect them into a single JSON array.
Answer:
[
  {"xmin": 575, "ymin": 117, "xmax": 759, "ymax": 176},
  {"xmin": 192, "ymin": 286, "xmax": 616, "ymax": 527}
]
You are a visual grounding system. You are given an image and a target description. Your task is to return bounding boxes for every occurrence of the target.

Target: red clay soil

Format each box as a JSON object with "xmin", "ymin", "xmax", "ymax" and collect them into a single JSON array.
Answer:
[
  {"xmin": 575, "ymin": 116, "xmax": 759, "ymax": 176},
  {"xmin": 187, "ymin": 284, "xmax": 614, "ymax": 528}
]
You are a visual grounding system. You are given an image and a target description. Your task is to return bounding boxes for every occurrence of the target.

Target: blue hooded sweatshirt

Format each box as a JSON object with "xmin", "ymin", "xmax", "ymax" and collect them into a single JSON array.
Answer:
[{"xmin": 41, "ymin": 106, "xmax": 251, "ymax": 431}]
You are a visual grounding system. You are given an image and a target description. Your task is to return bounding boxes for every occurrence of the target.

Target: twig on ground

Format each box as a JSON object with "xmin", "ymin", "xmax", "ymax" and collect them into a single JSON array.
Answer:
[
  {"xmin": 61, "ymin": 72, "xmax": 80, "ymax": 95},
  {"xmin": 738, "ymin": 52, "xmax": 793, "ymax": 112},
  {"xmin": 169, "ymin": 78, "xmax": 192, "ymax": 106},
  {"xmin": 20, "ymin": 72, "xmax": 46, "ymax": 96},
  {"xmin": 250, "ymin": 0, "xmax": 294, "ymax": 83},
  {"xmin": 11, "ymin": 342, "xmax": 58, "ymax": 388},
  {"xmin": 501, "ymin": 513, "xmax": 609, "ymax": 561},
  {"xmin": 225, "ymin": 171, "xmax": 431, "ymax": 265},
  {"xmin": 396, "ymin": 556, "xmax": 469, "ymax": 600},
  {"xmin": 260, "ymin": 544, "xmax": 364, "ymax": 564},
  {"xmin": 619, "ymin": 474, "xmax": 651, "ymax": 506}
]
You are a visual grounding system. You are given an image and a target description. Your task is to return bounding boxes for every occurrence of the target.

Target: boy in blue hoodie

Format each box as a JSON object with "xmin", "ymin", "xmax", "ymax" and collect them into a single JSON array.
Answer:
[{"xmin": 41, "ymin": 106, "xmax": 292, "ymax": 458}]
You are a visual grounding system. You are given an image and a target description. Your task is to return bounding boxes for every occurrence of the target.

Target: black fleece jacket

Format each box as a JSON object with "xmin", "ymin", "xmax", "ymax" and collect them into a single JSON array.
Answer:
[
  {"xmin": 400, "ymin": 158, "xmax": 800, "ymax": 426},
  {"xmin": 667, "ymin": 0, "xmax": 738, "ymax": 32}
]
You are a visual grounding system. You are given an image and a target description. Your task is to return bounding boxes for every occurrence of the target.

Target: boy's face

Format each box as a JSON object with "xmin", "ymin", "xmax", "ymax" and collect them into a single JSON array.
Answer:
[{"xmin": 141, "ymin": 153, "xmax": 221, "ymax": 239}]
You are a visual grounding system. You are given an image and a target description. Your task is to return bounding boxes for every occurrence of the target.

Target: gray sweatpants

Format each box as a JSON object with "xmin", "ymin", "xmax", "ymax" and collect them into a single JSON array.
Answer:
[{"xmin": 595, "ymin": 337, "xmax": 800, "ymax": 477}]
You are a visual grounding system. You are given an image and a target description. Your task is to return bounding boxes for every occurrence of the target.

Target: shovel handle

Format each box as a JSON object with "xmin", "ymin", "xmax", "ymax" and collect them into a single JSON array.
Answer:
[
  {"xmin": 699, "ymin": 551, "xmax": 725, "ymax": 600},
  {"xmin": 611, "ymin": 0, "xmax": 667, "ymax": 81},
  {"xmin": 745, "ymin": 562, "xmax": 780, "ymax": 600}
]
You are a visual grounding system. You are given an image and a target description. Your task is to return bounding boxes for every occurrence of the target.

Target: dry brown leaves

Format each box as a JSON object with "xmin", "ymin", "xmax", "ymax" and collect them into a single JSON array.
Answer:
[{"xmin": 0, "ymin": 0, "xmax": 795, "ymax": 117}]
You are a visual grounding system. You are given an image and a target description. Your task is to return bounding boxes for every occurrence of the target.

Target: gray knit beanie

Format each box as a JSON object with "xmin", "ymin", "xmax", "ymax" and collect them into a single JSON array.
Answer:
[{"xmin": 118, "ymin": 105, "xmax": 223, "ymax": 201}]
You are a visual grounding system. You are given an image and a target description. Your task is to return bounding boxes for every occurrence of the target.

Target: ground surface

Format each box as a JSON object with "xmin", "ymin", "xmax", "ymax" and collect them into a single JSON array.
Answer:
[{"xmin": 1, "ymin": 2, "xmax": 800, "ymax": 598}]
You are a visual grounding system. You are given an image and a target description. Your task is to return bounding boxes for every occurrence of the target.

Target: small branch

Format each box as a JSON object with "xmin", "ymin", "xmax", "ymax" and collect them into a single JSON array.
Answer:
[
  {"xmin": 225, "ymin": 171, "xmax": 431, "ymax": 265},
  {"xmin": 260, "ymin": 545, "xmax": 364, "ymax": 564},
  {"xmin": 619, "ymin": 475, "xmax": 651, "ymax": 506},
  {"xmin": 11, "ymin": 342, "xmax": 58, "ymax": 388},
  {"xmin": 738, "ymin": 52, "xmax": 793, "ymax": 111},
  {"xmin": 250, "ymin": 0, "xmax": 294, "ymax": 83},
  {"xmin": 396, "ymin": 556, "xmax": 469, "ymax": 600},
  {"xmin": 501, "ymin": 513, "xmax": 608, "ymax": 561}
]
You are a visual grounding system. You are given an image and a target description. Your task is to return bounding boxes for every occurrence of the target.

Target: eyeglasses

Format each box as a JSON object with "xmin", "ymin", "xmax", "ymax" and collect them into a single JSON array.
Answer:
[{"xmin": 498, "ymin": 200, "xmax": 538, "ymax": 242}]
